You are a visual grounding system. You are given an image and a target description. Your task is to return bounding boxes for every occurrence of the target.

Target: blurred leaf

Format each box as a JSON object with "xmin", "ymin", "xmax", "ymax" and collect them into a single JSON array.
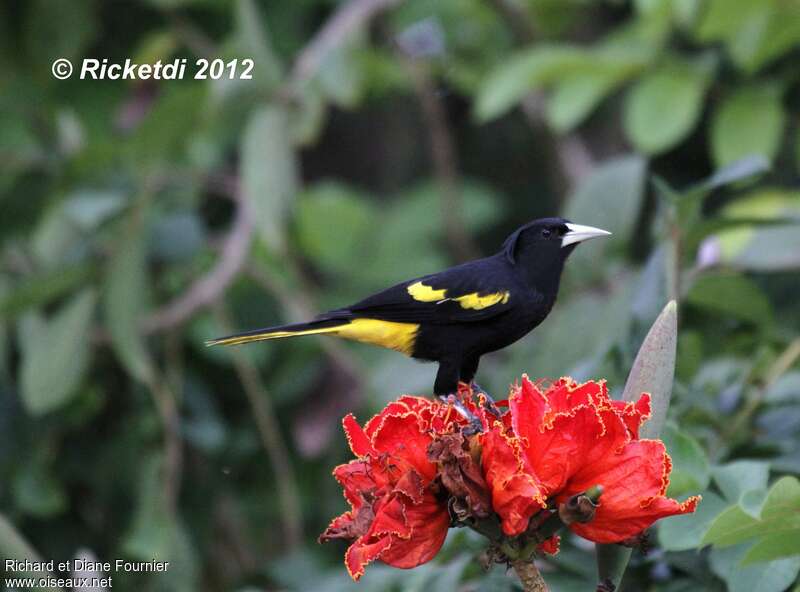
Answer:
[
  {"xmin": 149, "ymin": 212, "xmax": 206, "ymax": 263},
  {"xmin": 236, "ymin": 0, "xmax": 282, "ymax": 89},
  {"xmin": 12, "ymin": 461, "xmax": 67, "ymax": 517},
  {"xmin": 317, "ymin": 40, "xmax": 365, "ymax": 109},
  {"xmin": 132, "ymin": 30, "xmax": 178, "ymax": 65},
  {"xmin": 706, "ymin": 224, "xmax": 800, "ymax": 271},
  {"xmin": 699, "ymin": 155, "xmax": 770, "ymax": 194},
  {"xmin": 712, "ymin": 460, "xmax": 770, "ymax": 503},
  {"xmin": 703, "ymin": 476, "xmax": 800, "ymax": 547},
  {"xmin": 0, "ymin": 263, "xmax": 94, "ymax": 319},
  {"xmin": 623, "ymin": 59, "xmax": 711, "ymax": 154},
  {"xmin": 104, "ymin": 211, "xmax": 154, "ymax": 383},
  {"xmin": 240, "ymin": 104, "xmax": 298, "ymax": 253},
  {"xmin": 24, "ymin": 0, "xmax": 96, "ymax": 74},
  {"xmin": 20, "ymin": 289, "xmax": 96, "ymax": 415},
  {"xmin": 686, "ymin": 271, "xmax": 773, "ymax": 326},
  {"xmin": 764, "ymin": 371, "xmax": 800, "ymax": 404},
  {"xmin": 296, "ymin": 182, "xmax": 376, "ymax": 275},
  {"xmin": 743, "ymin": 533, "xmax": 800, "ymax": 564},
  {"xmin": 129, "ymin": 84, "xmax": 206, "ymax": 170},
  {"xmin": 658, "ymin": 490, "xmax": 728, "ymax": 551},
  {"xmin": 710, "ymin": 544, "xmax": 800, "ymax": 592},
  {"xmin": 564, "ymin": 156, "xmax": 646, "ymax": 279},
  {"xmin": 662, "ymin": 423, "xmax": 709, "ymax": 497},
  {"xmin": 720, "ymin": 187, "xmax": 800, "ymax": 222},
  {"xmin": 475, "ymin": 45, "xmax": 645, "ymax": 122},
  {"xmin": 710, "ymin": 86, "xmax": 786, "ymax": 168}
]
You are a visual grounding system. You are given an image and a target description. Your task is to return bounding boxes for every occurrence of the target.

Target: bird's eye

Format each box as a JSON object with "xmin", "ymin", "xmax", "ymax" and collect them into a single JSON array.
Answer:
[{"xmin": 541, "ymin": 228, "xmax": 552, "ymax": 238}]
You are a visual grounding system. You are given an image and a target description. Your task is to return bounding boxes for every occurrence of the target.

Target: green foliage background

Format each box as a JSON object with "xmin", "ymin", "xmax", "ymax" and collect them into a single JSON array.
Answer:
[{"xmin": 1, "ymin": 0, "xmax": 799, "ymax": 590}]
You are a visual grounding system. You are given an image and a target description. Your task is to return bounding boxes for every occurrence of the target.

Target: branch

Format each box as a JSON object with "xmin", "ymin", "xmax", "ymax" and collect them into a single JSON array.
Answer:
[
  {"xmin": 400, "ymin": 55, "xmax": 480, "ymax": 262},
  {"xmin": 512, "ymin": 560, "xmax": 549, "ymax": 592},
  {"xmin": 213, "ymin": 304, "xmax": 304, "ymax": 549},
  {"xmin": 143, "ymin": 177, "xmax": 253, "ymax": 333},
  {"xmin": 287, "ymin": 0, "xmax": 403, "ymax": 94}
]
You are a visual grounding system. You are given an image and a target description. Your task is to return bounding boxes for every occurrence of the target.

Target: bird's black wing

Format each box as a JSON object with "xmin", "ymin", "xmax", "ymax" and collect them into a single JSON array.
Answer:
[{"xmin": 329, "ymin": 257, "xmax": 518, "ymax": 324}]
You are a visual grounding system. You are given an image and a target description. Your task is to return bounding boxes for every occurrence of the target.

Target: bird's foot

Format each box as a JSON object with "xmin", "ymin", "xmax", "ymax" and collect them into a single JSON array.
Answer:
[
  {"xmin": 470, "ymin": 382, "xmax": 502, "ymax": 419},
  {"xmin": 439, "ymin": 394, "xmax": 483, "ymax": 435}
]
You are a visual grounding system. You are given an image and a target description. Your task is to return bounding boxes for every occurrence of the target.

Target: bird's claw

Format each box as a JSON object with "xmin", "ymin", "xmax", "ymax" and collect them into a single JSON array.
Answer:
[
  {"xmin": 470, "ymin": 382, "xmax": 502, "ymax": 419},
  {"xmin": 439, "ymin": 394, "xmax": 484, "ymax": 434}
]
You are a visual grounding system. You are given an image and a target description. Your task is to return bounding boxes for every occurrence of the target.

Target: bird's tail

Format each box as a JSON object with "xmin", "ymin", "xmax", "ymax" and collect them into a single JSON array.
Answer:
[{"xmin": 206, "ymin": 318, "xmax": 350, "ymax": 347}]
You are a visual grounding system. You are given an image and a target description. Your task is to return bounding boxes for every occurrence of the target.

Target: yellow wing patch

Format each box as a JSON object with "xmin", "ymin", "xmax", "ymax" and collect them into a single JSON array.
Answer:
[
  {"xmin": 454, "ymin": 291, "xmax": 510, "ymax": 310},
  {"xmin": 407, "ymin": 281, "xmax": 510, "ymax": 310},
  {"xmin": 336, "ymin": 318, "xmax": 418, "ymax": 355},
  {"xmin": 407, "ymin": 281, "xmax": 447, "ymax": 302}
]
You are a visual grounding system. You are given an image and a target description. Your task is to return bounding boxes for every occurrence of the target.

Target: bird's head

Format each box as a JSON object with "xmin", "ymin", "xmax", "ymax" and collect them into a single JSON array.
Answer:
[{"xmin": 503, "ymin": 217, "xmax": 611, "ymax": 279}]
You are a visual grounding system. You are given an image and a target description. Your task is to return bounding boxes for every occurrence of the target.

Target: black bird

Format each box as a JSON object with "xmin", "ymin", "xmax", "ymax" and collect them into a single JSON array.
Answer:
[{"xmin": 208, "ymin": 218, "xmax": 610, "ymax": 399}]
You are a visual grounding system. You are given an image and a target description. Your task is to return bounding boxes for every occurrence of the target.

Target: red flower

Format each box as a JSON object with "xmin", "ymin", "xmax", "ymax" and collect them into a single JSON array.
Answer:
[
  {"xmin": 320, "ymin": 396, "xmax": 462, "ymax": 580},
  {"xmin": 481, "ymin": 376, "xmax": 700, "ymax": 543}
]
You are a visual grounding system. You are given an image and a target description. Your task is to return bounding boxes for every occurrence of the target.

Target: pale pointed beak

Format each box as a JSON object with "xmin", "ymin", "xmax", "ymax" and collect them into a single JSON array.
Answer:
[{"xmin": 562, "ymin": 223, "xmax": 612, "ymax": 247}]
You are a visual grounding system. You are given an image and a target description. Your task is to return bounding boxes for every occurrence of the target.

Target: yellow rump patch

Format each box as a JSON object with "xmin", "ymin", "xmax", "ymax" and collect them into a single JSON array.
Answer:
[
  {"xmin": 454, "ymin": 291, "xmax": 510, "ymax": 310},
  {"xmin": 407, "ymin": 281, "xmax": 447, "ymax": 302},
  {"xmin": 335, "ymin": 318, "xmax": 418, "ymax": 355}
]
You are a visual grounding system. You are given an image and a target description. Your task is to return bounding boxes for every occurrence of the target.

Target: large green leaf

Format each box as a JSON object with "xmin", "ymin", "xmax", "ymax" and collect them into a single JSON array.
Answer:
[
  {"xmin": 705, "ymin": 224, "xmax": 800, "ymax": 271},
  {"xmin": 104, "ymin": 212, "xmax": 154, "ymax": 383},
  {"xmin": 240, "ymin": 104, "xmax": 299, "ymax": 253},
  {"xmin": 662, "ymin": 423, "xmax": 710, "ymax": 497},
  {"xmin": 686, "ymin": 271, "xmax": 773, "ymax": 326},
  {"xmin": 658, "ymin": 490, "xmax": 728, "ymax": 551},
  {"xmin": 710, "ymin": 86, "xmax": 786, "ymax": 168},
  {"xmin": 20, "ymin": 289, "xmax": 96, "ymax": 415},
  {"xmin": 703, "ymin": 476, "xmax": 800, "ymax": 548},
  {"xmin": 710, "ymin": 544, "xmax": 800, "ymax": 592},
  {"xmin": 712, "ymin": 460, "xmax": 771, "ymax": 503},
  {"xmin": 623, "ymin": 59, "xmax": 711, "ymax": 154}
]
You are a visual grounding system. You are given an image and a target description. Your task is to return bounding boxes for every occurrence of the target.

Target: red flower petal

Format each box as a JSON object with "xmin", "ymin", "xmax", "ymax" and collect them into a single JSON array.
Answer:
[
  {"xmin": 481, "ymin": 423, "xmax": 546, "ymax": 536},
  {"xmin": 538, "ymin": 535, "xmax": 560, "ymax": 555},
  {"xmin": 562, "ymin": 439, "xmax": 699, "ymax": 543},
  {"xmin": 610, "ymin": 394, "xmax": 652, "ymax": 439},
  {"xmin": 343, "ymin": 414, "xmax": 374, "ymax": 457}
]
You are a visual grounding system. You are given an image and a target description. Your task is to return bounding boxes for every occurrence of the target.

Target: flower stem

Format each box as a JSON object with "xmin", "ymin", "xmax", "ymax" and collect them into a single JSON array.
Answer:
[{"xmin": 512, "ymin": 559, "xmax": 549, "ymax": 592}]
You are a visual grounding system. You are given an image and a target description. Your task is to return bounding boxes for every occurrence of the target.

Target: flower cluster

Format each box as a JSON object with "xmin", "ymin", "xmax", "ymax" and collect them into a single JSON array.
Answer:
[{"xmin": 321, "ymin": 377, "xmax": 700, "ymax": 581}]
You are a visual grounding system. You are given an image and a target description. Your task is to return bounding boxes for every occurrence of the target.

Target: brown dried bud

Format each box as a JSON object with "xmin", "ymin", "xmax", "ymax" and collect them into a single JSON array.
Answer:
[
  {"xmin": 558, "ymin": 493, "xmax": 598, "ymax": 525},
  {"xmin": 427, "ymin": 432, "xmax": 491, "ymax": 519}
]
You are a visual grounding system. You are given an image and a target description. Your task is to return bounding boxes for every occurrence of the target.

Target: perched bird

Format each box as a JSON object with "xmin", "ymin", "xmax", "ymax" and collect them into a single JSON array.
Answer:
[{"xmin": 208, "ymin": 218, "xmax": 610, "ymax": 400}]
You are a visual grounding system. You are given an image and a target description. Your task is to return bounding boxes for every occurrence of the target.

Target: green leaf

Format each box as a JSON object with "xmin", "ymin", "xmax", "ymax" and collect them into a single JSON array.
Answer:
[
  {"xmin": 240, "ymin": 104, "xmax": 299, "ymax": 253},
  {"xmin": 686, "ymin": 271, "xmax": 773, "ymax": 326},
  {"xmin": 11, "ymin": 462, "xmax": 67, "ymax": 518},
  {"xmin": 563, "ymin": 156, "xmax": 647, "ymax": 279},
  {"xmin": 700, "ymin": 156, "xmax": 770, "ymax": 194},
  {"xmin": 710, "ymin": 544, "xmax": 800, "ymax": 592},
  {"xmin": 662, "ymin": 423, "xmax": 710, "ymax": 497},
  {"xmin": 712, "ymin": 460, "xmax": 770, "ymax": 503},
  {"xmin": 104, "ymin": 212, "xmax": 154, "ymax": 383},
  {"xmin": 296, "ymin": 182, "xmax": 376, "ymax": 275},
  {"xmin": 707, "ymin": 223, "xmax": 800, "ymax": 271},
  {"xmin": 0, "ymin": 263, "xmax": 94, "ymax": 319},
  {"xmin": 236, "ymin": 0, "xmax": 282, "ymax": 89},
  {"xmin": 545, "ymin": 72, "xmax": 621, "ymax": 132},
  {"xmin": 743, "ymin": 532, "xmax": 800, "ymax": 564},
  {"xmin": 20, "ymin": 289, "xmax": 96, "ymax": 415},
  {"xmin": 658, "ymin": 491, "xmax": 728, "ymax": 551},
  {"xmin": 704, "ymin": 477, "xmax": 800, "ymax": 547},
  {"xmin": 623, "ymin": 59, "xmax": 711, "ymax": 155},
  {"xmin": 710, "ymin": 86, "xmax": 786, "ymax": 168}
]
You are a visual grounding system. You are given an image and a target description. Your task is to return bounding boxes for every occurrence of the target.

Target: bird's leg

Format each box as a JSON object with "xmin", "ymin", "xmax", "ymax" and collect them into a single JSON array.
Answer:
[
  {"xmin": 459, "ymin": 356, "xmax": 501, "ymax": 419},
  {"xmin": 436, "ymin": 359, "xmax": 483, "ymax": 434}
]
